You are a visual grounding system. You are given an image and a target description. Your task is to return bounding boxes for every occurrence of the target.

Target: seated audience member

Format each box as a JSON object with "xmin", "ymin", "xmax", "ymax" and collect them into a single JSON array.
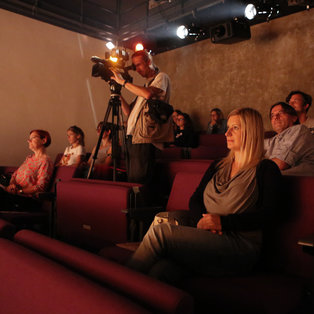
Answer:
[
  {"xmin": 265, "ymin": 102, "xmax": 314, "ymax": 176},
  {"xmin": 58, "ymin": 125, "xmax": 86, "ymax": 167},
  {"xmin": 206, "ymin": 108, "xmax": 228, "ymax": 134},
  {"xmin": 286, "ymin": 90, "xmax": 314, "ymax": 134},
  {"xmin": 171, "ymin": 109, "xmax": 182, "ymax": 132},
  {"xmin": 88, "ymin": 122, "xmax": 112, "ymax": 166},
  {"xmin": 126, "ymin": 108, "xmax": 282, "ymax": 284},
  {"xmin": 0, "ymin": 129, "xmax": 53, "ymax": 210},
  {"xmin": 174, "ymin": 113, "xmax": 197, "ymax": 147}
]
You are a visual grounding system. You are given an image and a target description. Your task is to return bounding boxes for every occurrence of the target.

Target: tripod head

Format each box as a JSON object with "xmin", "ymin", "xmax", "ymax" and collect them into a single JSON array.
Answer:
[{"xmin": 109, "ymin": 79, "xmax": 122, "ymax": 97}]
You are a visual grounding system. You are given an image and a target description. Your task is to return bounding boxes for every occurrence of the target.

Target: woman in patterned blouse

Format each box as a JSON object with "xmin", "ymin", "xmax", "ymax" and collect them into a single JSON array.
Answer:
[{"xmin": 1, "ymin": 130, "xmax": 53, "ymax": 211}]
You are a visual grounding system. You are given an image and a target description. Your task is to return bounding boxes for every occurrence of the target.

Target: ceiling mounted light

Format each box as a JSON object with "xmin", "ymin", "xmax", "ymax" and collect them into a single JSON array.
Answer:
[
  {"xmin": 244, "ymin": 2, "xmax": 280, "ymax": 21},
  {"xmin": 106, "ymin": 42, "xmax": 115, "ymax": 50},
  {"xmin": 135, "ymin": 43, "xmax": 144, "ymax": 51},
  {"xmin": 176, "ymin": 24, "xmax": 207, "ymax": 40},
  {"xmin": 176, "ymin": 25, "xmax": 188, "ymax": 39},
  {"xmin": 244, "ymin": 4, "xmax": 257, "ymax": 20}
]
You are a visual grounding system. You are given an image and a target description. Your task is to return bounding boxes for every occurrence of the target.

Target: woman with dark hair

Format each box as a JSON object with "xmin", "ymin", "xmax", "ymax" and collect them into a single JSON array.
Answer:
[
  {"xmin": 126, "ymin": 108, "xmax": 282, "ymax": 284},
  {"xmin": 58, "ymin": 125, "xmax": 86, "ymax": 167},
  {"xmin": 206, "ymin": 108, "xmax": 227, "ymax": 134},
  {"xmin": 88, "ymin": 122, "xmax": 113, "ymax": 166},
  {"xmin": 0, "ymin": 129, "xmax": 53, "ymax": 210},
  {"xmin": 174, "ymin": 113, "xmax": 197, "ymax": 147}
]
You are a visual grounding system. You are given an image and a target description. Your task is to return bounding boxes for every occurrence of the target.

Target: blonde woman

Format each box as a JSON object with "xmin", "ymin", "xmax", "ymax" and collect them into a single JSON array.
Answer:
[{"xmin": 127, "ymin": 108, "xmax": 282, "ymax": 283}]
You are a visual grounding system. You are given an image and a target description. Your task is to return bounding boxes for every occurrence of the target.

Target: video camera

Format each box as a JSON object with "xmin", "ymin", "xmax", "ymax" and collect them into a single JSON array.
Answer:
[{"xmin": 91, "ymin": 47, "xmax": 134, "ymax": 84}]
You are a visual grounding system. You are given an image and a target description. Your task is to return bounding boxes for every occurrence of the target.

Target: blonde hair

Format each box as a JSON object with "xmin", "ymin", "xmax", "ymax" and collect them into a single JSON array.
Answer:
[{"xmin": 220, "ymin": 107, "xmax": 264, "ymax": 170}]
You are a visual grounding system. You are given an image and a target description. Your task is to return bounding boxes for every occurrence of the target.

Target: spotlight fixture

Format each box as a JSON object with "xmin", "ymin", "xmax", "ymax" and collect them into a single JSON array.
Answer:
[
  {"xmin": 106, "ymin": 42, "xmax": 115, "ymax": 50},
  {"xmin": 135, "ymin": 43, "xmax": 144, "ymax": 51},
  {"xmin": 244, "ymin": 2, "xmax": 280, "ymax": 21},
  {"xmin": 244, "ymin": 3, "xmax": 257, "ymax": 20},
  {"xmin": 176, "ymin": 24, "xmax": 207, "ymax": 40},
  {"xmin": 176, "ymin": 25, "xmax": 188, "ymax": 39}
]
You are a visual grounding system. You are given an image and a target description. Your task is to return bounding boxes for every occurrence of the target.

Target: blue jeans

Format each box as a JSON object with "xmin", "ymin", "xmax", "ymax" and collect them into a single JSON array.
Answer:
[{"xmin": 127, "ymin": 223, "xmax": 261, "ymax": 282}]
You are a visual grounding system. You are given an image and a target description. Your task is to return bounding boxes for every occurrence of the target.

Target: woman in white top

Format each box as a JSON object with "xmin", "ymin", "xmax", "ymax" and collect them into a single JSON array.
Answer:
[{"xmin": 58, "ymin": 125, "xmax": 86, "ymax": 167}]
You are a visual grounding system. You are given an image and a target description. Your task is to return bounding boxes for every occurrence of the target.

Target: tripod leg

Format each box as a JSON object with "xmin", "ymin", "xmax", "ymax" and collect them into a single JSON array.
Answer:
[{"xmin": 87, "ymin": 101, "xmax": 112, "ymax": 179}]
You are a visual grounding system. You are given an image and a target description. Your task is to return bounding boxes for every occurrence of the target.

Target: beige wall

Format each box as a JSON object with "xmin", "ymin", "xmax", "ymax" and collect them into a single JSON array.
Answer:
[{"xmin": 1, "ymin": 8, "xmax": 313, "ymax": 166}]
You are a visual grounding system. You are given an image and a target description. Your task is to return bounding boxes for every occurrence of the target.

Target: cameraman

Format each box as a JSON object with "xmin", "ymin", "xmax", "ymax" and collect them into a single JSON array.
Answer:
[{"xmin": 111, "ymin": 50, "xmax": 171, "ymax": 184}]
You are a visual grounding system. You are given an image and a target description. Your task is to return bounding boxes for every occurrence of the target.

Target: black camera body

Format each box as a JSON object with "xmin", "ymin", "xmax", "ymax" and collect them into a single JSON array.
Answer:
[{"xmin": 91, "ymin": 56, "xmax": 134, "ymax": 84}]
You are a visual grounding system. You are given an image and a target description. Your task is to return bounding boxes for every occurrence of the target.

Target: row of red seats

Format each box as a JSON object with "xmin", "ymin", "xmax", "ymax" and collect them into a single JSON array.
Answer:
[
  {"xmin": 1, "ymin": 159, "xmax": 313, "ymax": 313},
  {"xmin": 0, "ymin": 222, "xmax": 193, "ymax": 313}
]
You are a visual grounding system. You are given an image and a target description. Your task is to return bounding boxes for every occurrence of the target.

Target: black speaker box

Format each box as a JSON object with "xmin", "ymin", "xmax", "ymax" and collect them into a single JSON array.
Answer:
[{"xmin": 210, "ymin": 20, "xmax": 251, "ymax": 44}]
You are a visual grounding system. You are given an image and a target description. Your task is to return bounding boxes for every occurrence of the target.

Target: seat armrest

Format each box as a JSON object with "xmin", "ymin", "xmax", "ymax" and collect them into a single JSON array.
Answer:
[
  {"xmin": 35, "ymin": 192, "xmax": 55, "ymax": 201},
  {"xmin": 123, "ymin": 206, "xmax": 164, "ymax": 220},
  {"xmin": 298, "ymin": 234, "xmax": 314, "ymax": 256}
]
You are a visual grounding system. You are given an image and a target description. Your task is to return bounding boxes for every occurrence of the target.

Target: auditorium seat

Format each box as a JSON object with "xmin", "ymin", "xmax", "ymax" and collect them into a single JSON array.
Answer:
[
  {"xmin": 190, "ymin": 145, "xmax": 229, "ymax": 160},
  {"xmin": 56, "ymin": 179, "xmax": 142, "ymax": 250},
  {"xmin": 0, "ymin": 218, "xmax": 16, "ymax": 239},
  {"xmin": 154, "ymin": 159, "xmax": 212, "ymax": 199},
  {"xmin": 197, "ymin": 133, "xmax": 227, "ymax": 146},
  {"xmin": 156, "ymin": 146, "xmax": 186, "ymax": 159},
  {"xmin": 14, "ymin": 229, "xmax": 194, "ymax": 314},
  {"xmin": 0, "ymin": 238, "xmax": 150, "ymax": 314},
  {"xmin": 0, "ymin": 165, "xmax": 80, "ymax": 235}
]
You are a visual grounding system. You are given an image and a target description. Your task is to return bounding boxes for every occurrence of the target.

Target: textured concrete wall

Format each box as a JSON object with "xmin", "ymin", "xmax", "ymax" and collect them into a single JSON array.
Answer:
[{"xmin": 154, "ymin": 10, "xmax": 314, "ymax": 131}]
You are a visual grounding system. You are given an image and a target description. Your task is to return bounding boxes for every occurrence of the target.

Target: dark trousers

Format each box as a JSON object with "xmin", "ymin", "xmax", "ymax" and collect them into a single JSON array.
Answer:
[
  {"xmin": 126, "ymin": 136, "xmax": 156, "ymax": 185},
  {"xmin": 0, "ymin": 188, "xmax": 41, "ymax": 211}
]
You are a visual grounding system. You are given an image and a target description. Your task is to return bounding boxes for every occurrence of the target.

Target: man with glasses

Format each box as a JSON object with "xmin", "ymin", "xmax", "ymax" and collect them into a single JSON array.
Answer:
[
  {"xmin": 286, "ymin": 90, "xmax": 314, "ymax": 134},
  {"xmin": 264, "ymin": 102, "xmax": 314, "ymax": 175}
]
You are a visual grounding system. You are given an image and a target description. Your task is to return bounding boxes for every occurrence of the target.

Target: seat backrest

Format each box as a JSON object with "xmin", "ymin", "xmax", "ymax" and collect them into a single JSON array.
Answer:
[
  {"xmin": 14, "ymin": 230, "xmax": 194, "ymax": 314},
  {"xmin": 198, "ymin": 134, "xmax": 227, "ymax": 146},
  {"xmin": 190, "ymin": 145, "xmax": 229, "ymax": 160},
  {"xmin": 0, "ymin": 238, "xmax": 149, "ymax": 314},
  {"xmin": 266, "ymin": 175, "xmax": 314, "ymax": 278},
  {"xmin": 56, "ymin": 180, "xmax": 133, "ymax": 249},
  {"xmin": 155, "ymin": 160, "xmax": 212, "ymax": 197},
  {"xmin": 156, "ymin": 147, "xmax": 184, "ymax": 159},
  {"xmin": 166, "ymin": 172, "xmax": 204, "ymax": 211}
]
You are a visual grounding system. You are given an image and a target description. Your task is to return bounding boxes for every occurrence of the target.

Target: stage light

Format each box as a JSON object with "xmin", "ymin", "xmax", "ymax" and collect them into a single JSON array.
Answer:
[
  {"xmin": 176, "ymin": 25, "xmax": 188, "ymax": 39},
  {"xmin": 106, "ymin": 42, "xmax": 115, "ymax": 50},
  {"xmin": 135, "ymin": 43, "xmax": 144, "ymax": 51},
  {"xmin": 243, "ymin": 2, "xmax": 280, "ymax": 21},
  {"xmin": 244, "ymin": 4, "xmax": 257, "ymax": 20}
]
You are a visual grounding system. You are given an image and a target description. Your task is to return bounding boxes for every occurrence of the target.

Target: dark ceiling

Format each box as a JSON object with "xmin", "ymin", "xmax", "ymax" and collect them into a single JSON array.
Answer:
[{"xmin": 0, "ymin": 0, "xmax": 312, "ymax": 54}]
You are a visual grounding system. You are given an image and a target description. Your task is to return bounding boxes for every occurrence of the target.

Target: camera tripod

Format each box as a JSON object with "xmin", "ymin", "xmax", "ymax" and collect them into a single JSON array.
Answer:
[{"xmin": 87, "ymin": 80, "xmax": 127, "ymax": 181}]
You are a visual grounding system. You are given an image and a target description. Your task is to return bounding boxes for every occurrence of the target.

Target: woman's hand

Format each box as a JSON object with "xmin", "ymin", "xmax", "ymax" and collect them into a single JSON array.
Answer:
[
  {"xmin": 6, "ymin": 184, "xmax": 18, "ymax": 194},
  {"xmin": 197, "ymin": 213, "xmax": 222, "ymax": 235}
]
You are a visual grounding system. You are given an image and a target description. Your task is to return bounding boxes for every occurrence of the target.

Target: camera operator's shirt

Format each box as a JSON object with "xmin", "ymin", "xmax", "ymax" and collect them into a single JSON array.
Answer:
[{"xmin": 126, "ymin": 71, "xmax": 171, "ymax": 136}]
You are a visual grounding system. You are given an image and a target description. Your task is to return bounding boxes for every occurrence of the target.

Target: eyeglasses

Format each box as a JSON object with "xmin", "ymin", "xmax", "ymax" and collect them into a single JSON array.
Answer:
[{"xmin": 177, "ymin": 118, "xmax": 185, "ymax": 121}]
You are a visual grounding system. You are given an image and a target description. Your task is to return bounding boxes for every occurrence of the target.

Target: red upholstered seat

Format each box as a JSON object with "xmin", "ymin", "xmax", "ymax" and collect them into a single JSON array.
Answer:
[
  {"xmin": 0, "ymin": 238, "xmax": 149, "ymax": 314},
  {"xmin": 190, "ymin": 145, "xmax": 229, "ymax": 160},
  {"xmin": 198, "ymin": 133, "xmax": 227, "ymax": 146},
  {"xmin": 155, "ymin": 159, "xmax": 213, "ymax": 198},
  {"xmin": 0, "ymin": 218, "xmax": 16, "ymax": 239},
  {"xmin": 14, "ymin": 230, "xmax": 194, "ymax": 314},
  {"xmin": 56, "ymin": 180, "xmax": 134, "ymax": 249},
  {"xmin": 166, "ymin": 172, "xmax": 204, "ymax": 212}
]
